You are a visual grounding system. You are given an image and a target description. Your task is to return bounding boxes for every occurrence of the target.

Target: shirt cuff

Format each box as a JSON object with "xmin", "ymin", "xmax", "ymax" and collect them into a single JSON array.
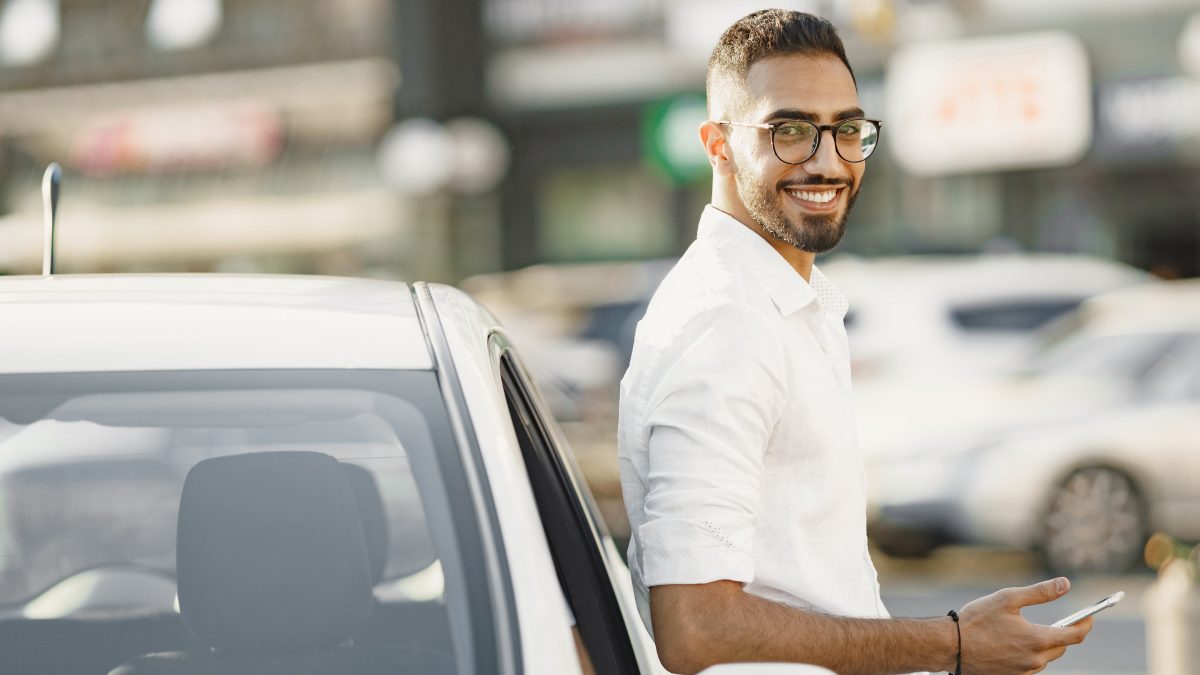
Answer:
[{"xmin": 639, "ymin": 518, "xmax": 754, "ymax": 587}]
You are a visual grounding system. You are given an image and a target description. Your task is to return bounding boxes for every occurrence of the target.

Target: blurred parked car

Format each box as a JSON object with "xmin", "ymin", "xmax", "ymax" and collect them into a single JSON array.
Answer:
[
  {"xmin": 462, "ymin": 260, "xmax": 674, "ymax": 406},
  {"xmin": 822, "ymin": 253, "xmax": 1150, "ymax": 382},
  {"xmin": 868, "ymin": 280, "xmax": 1200, "ymax": 576}
]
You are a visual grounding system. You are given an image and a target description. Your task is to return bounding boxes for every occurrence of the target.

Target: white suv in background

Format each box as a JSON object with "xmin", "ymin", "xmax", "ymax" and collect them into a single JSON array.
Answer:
[{"xmin": 822, "ymin": 253, "xmax": 1150, "ymax": 382}]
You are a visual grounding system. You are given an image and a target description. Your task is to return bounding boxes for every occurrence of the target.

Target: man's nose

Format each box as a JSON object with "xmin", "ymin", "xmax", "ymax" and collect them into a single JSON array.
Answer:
[{"xmin": 802, "ymin": 129, "xmax": 848, "ymax": 178}]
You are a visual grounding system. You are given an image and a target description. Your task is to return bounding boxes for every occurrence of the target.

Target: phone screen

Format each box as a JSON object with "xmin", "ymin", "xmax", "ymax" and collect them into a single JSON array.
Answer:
[{"xmin": 1051, "ymin": 591, "xmax": 1124, "ymax": 628}]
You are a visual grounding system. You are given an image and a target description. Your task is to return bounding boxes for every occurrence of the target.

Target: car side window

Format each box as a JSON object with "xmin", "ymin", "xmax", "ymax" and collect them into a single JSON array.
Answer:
[
  {"xmin": 497, "ymin": 349, "xmax": 640, "ymax": 675},
  {"xmin": 950, "ymin": 298, "xmax": 1082, "ymax": 333}
]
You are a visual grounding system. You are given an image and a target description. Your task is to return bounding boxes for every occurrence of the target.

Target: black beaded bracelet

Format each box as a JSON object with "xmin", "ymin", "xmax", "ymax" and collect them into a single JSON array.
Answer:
[{"xmin": 947, "ymin": 610, "xmax": 961, "ymax": 675}]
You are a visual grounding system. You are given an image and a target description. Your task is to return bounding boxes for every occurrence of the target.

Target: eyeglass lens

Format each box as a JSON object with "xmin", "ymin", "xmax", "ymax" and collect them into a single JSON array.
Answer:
[{"xmin": 772, "ymin": 120, "xmax": 879, "ymax": 163}]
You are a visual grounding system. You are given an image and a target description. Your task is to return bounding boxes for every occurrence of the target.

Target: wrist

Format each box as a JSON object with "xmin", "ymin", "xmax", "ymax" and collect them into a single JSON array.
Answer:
[
  {"xmin": 945, "ymin": 612, "xmax": 962, "ymax": 675},
  {"xmin": 926, "ymin": 612, "xmax": 955, "ymax": 667},
  {"xmin": 921, "ymin": 612, "xmax": 960, "ymax": 667}
]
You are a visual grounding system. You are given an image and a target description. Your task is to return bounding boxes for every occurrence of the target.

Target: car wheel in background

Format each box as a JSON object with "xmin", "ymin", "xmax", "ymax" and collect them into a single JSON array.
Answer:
[{"xmin": 1039, "ymin": 465, "xmax": 1148, "ymax": 576}]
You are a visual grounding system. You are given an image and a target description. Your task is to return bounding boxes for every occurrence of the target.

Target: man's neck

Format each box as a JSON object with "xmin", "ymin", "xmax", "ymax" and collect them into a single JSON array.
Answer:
[{"xmin": 710, "ymin": 204, "xmax": 816, "ymax": 282}]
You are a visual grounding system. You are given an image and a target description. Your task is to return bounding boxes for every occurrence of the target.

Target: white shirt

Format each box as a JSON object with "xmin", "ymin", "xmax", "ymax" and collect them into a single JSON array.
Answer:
[{"xmin": 619, "ymin": 205, "xmax": 889, "ymax": 637}]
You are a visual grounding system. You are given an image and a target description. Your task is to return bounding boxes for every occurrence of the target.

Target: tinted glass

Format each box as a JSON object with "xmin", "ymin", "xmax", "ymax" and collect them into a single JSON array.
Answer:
[
  {"xmin": 0, "ymin": 371, "xmax": 479, "ymax": 675},
  {"xmin": 950, "ymin": 299, "xmax": 1082, "ymax": 332}
]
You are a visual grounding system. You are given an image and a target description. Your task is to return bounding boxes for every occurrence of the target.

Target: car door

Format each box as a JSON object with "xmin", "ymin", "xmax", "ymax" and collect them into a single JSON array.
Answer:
[
  {"xmin": 1138, "ymin": 332, "xmax": 1200, "ymax": 538},
  {"xmin": 491, "ymin": 334, "xmax": 653, "ymax": 674}
]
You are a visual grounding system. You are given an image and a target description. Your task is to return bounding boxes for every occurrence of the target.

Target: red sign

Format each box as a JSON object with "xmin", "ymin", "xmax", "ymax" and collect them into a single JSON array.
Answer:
[{"xmin": 70, "ymin": 101, "xmax": 283, "ymax": 175}]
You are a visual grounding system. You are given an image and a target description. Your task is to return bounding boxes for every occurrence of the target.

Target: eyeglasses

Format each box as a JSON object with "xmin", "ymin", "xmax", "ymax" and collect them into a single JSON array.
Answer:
[{"xmin": 715, "ymin": 118, "xmax": 883, "ymax": 164}]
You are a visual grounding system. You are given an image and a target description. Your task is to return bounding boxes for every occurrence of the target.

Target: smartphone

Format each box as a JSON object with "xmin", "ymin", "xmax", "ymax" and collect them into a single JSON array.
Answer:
[{"xmin": 1051, "ymin": 591, "xmax": 1124, "ymax": 627}]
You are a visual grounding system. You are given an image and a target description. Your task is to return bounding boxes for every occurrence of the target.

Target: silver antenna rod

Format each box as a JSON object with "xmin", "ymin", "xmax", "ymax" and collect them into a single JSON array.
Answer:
[{"xmin": 42, "ymin": 163, "xmax": 61, "ymax": 276}]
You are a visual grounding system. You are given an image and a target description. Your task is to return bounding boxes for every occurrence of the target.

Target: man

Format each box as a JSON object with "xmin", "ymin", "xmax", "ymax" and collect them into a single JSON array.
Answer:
[{"xmin": 617, "ymin": 9, "xmax": 1093, "ymax": 675}]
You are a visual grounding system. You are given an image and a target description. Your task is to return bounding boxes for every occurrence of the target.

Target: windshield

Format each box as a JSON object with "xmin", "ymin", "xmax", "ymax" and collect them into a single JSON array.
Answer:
[{"xmin": 0, "ymin": 370, "xmax": 485, "ymax": 675}]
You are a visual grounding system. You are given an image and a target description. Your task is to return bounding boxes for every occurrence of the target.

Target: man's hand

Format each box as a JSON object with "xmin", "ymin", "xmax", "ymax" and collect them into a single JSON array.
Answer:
[{"xmin": 958, "ymin": 577, "xmax": 1094, "ymax": 674}]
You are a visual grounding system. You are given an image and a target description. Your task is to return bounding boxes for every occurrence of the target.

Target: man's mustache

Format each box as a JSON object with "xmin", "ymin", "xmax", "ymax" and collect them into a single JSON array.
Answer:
[{"xmin": 777, "ymin": 177, "xmax": 853, "ymax": 190}]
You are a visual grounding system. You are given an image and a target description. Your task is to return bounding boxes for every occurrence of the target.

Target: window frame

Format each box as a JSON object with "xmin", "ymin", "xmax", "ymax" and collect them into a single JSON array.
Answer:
[{"xmin": 492, "ymin": 339, "xmax": 640, "ymax": 674}]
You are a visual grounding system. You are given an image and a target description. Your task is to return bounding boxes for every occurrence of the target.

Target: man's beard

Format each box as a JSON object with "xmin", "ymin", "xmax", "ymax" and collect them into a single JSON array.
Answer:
[{"xmin": 735, "ymin": 171, "xmax": 858, "ymax": 254}]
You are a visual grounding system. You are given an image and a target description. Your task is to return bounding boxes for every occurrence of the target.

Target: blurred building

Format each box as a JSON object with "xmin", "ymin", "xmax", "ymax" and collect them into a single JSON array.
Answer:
[
  {"xmin": 0, "ymin": 0, "xmax": 1198, "ymax": 279},
  {"xmin": 0, "ymin": 0, "xmax": 476, "ymax": 280},
  {"xmin": 490, "ymin": 0, "xmax": 1200, "ymax": 277}
]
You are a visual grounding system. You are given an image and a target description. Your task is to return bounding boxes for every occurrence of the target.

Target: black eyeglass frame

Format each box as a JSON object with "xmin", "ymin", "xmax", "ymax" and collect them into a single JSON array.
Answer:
[{"xmin": 714, "ymin": 118, "xmax": 884, "ymax": 165}]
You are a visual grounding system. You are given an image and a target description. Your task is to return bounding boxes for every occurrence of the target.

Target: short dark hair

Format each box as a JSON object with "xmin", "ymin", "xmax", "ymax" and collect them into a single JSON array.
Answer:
[{"xmin": 706, "ymin": 9, "xmax": 855, "ymax": 115}]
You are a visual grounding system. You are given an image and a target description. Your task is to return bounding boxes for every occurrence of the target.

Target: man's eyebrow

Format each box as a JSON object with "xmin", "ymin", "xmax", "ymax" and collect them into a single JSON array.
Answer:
[
  {"xmin": 834, "ymin": 107, "xmax": 866, "ymax": 121},
  {"xmin": 763, "ymin": 108, "xmax": 818, "ymax": 123},
  {"xmin": 762, "ymin": 107, "xmax": 866, "ymax": 123}
]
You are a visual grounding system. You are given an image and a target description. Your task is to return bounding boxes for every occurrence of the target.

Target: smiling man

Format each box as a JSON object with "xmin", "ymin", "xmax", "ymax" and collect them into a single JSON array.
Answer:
[{"xmin": 617, "ymin": 9, "xmax": 1093, "ymax": 675}]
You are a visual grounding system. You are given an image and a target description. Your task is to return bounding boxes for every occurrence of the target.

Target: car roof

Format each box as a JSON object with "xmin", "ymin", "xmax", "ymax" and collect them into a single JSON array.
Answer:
[
  {"xmin": 1077, "ymin": 279, "xmax": 1200, "ymax": 333},
  {"xmin": 0, "ymin": 274, "xmax": 434, "ymax": 373},
  {"xmin": 821, "ymin": 254, "xmax": 1149, "ymax": 305}
]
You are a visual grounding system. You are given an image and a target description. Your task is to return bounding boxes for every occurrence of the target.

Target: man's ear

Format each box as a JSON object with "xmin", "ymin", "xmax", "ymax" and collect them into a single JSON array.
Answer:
[{"xmin": 699, "ymin": 120, "xmax": 736, "ymax": 177}]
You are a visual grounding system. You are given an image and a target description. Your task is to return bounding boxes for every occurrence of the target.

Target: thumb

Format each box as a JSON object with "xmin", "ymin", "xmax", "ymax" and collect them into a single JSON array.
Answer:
[{"xmin": 1009, "ymin": 577, "xmax": 1070, "ymax": 608}]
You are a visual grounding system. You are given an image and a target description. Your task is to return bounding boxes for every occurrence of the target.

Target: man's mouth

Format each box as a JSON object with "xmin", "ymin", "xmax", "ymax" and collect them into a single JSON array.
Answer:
[{"xmin": 782, "ymin": 185, "xmax": 847, "ymax": 209}]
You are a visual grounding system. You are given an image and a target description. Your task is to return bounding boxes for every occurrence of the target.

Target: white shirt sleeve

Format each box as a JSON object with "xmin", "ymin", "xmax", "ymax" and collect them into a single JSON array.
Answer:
[{"xmin": 638, "ymin": 304, "xmax": 787, "ymax": 588}]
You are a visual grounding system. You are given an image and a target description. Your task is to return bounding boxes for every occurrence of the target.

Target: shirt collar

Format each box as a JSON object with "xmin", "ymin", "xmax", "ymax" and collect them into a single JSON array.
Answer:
[{"xmin": 697, "ymin": 205, "xmax": 848, "ymax": 320}]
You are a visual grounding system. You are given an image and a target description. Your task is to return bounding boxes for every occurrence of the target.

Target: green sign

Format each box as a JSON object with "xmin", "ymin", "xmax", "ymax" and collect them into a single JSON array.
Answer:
[{"xmin": 641, "ymin": 93, "xmax": 711, "ymax": 184}]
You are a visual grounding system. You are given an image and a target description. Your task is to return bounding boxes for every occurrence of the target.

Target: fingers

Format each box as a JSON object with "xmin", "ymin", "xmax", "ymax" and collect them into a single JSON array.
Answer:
[
  {"xmin": 1003, "ymin": 577, "xmax": 1070, "ymax": 609},
  {"xmin": 1026, "ymin": 618, "xmax": 1090, "ymax": 674},
  {"xmin": 1035, "ymin": 615, "xmax": 1093, "ymax": 648},
  {"xmin": 1035, "ymin": 646, "xmax": 1068, "ymax": 673},
  {"xmin": 1061, "ymin": 616, "xmax": 1094, "ymax": 645},
  {"xmin": 1024, "ymin": 642, "xmax": 1069, "ymax": 674}
]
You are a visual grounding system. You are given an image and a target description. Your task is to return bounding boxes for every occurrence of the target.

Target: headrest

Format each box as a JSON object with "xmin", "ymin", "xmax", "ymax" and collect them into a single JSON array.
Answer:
[
  {"xmin": 176, "ymin": 451, "xmax": 373, "ymax": 653},
  {"xmin": 341, "ymin": 463, "xmax": 389, "ymax": 584}
]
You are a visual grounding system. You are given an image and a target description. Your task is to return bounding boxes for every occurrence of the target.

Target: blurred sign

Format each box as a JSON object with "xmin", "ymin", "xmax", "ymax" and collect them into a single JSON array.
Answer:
[
  {"xmin": 985, "ymin": 0, "xmax": 1194, "ymax": 21},
  {"xmin": 641, "ymin": 93, "xmax": 710, "ymax": 184},
  {"xmin": 664, "ymin": 0, "xmax": 818, "ymax": 61},
  {"xmin": 70, "ymin": 102, "xmax": 283, "ymax": 175},
  {"xmin": 1095, "ymin": 76, "xmax": 1200, "ymax": 160},
  {"xmin": 886, "ymin": 32, "xmax": 1092, "ymax": 175}
]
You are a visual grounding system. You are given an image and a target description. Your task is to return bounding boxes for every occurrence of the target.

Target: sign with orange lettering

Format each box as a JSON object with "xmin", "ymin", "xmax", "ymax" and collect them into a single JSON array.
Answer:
[{"xmin": 886, "ymin": 32, "xmax": 1092, "ymax": 175}]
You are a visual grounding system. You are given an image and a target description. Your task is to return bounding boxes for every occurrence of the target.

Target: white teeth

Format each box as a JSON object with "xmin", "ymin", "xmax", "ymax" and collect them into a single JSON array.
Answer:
[{"xmin": 786, "ymin": 188, "xmax": 837, "ymax": 204}]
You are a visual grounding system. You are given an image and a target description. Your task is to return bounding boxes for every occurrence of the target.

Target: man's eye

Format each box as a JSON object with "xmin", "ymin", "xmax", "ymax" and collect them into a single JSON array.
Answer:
[
  {"xmin": 776, "ymin": 124, "xmax": 815, "ymax": 139},
  {"xmin": 837, "ymin": 122, "xmax": 863, "ymax": 137}
]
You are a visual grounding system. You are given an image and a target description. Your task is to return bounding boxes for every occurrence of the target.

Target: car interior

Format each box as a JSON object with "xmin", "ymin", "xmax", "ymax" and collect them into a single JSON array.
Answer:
[{"xmin": 0, "ymin": 389, "xmax": 461, "ymax": 674}]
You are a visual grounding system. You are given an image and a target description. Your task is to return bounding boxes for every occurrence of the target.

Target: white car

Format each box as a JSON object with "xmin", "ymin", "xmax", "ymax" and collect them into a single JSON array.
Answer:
[
  {"xmin": 822, "ymin": 253, "xmax": 1149, "ymax": 382},
  {"xmin": 0, "ymin": 273, "xmax": 828, "ymax": 675},
  {"xmin": 868, "ymin": 280, "xmax": 1200, "ymax": 575}
]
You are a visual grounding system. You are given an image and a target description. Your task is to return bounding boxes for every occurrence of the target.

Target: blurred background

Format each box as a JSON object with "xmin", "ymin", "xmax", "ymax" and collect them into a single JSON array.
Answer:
[{"xmin": 2, "ymin": 0, "xmax": 1199, "ymax": 671}]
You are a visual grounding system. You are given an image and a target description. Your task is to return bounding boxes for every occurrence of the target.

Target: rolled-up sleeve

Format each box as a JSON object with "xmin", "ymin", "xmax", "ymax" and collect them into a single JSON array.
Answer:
[{"xmin": 639, "ymin": 304, "xmax": 786, "ymax": 588}]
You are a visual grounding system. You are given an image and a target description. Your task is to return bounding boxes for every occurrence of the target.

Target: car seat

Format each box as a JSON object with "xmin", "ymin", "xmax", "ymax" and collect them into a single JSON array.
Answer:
[{"xmin": 109, "ymin": 451, "xmax": 451, "ymax": 675}]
